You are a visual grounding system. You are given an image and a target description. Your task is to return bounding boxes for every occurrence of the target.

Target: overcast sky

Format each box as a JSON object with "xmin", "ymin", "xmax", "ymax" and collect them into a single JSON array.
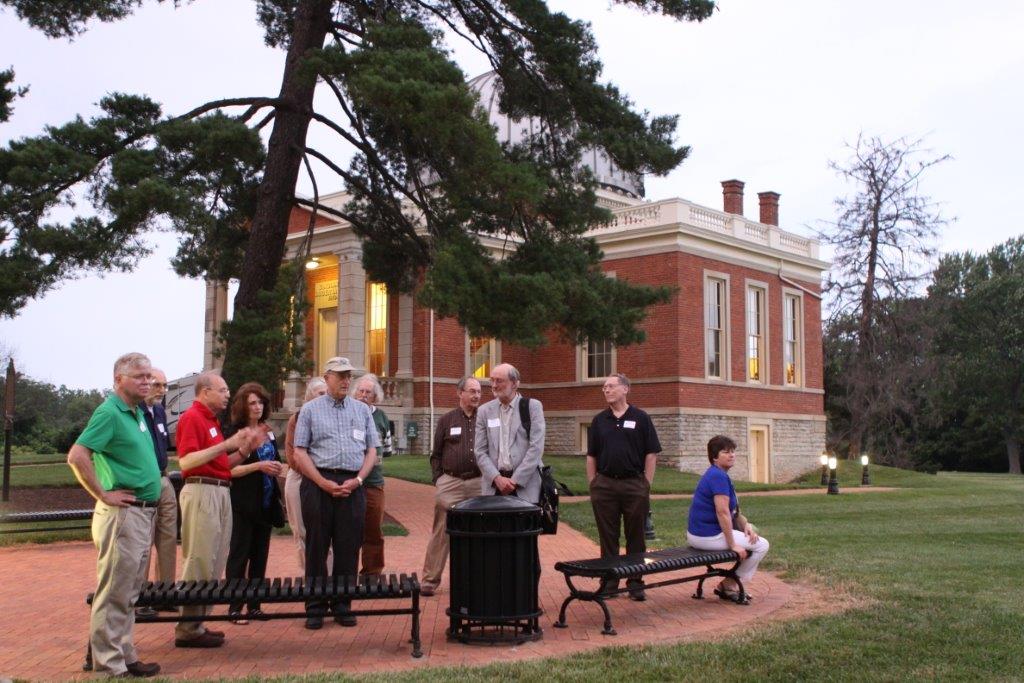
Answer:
[{"xmin": 2, "ymin": 0, "xmax": 1022, "ymax": 390}]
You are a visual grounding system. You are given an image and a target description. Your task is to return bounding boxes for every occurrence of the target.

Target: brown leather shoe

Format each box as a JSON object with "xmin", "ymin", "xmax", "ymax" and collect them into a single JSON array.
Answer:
[
  {"xmin": 175, "ymin": 632, "xmax": 224, "ymax": 648},
  {"xmin": 204, "ymin": 629, "xmax": 225, "ymax": 639},
  {"xmin": 125, "ymin": 660, "xmax": 161, "ymax": 677},
  {"xmin": 420, "ymin": 584, "xmax": 436, "ymax": 597}
]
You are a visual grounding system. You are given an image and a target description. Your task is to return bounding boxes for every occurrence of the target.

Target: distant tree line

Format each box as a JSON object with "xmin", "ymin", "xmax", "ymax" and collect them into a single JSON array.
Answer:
[
  {"xmin": 825, "ymin": 236, "xmax": 1024, "ymax": 474},
  {"xmin": 820, "ymin": 134, "xmax": 1020, "ymax": 474},
  {"xmin": 0, "ymin": 373, "xmax": 104, "ymax": 455}
]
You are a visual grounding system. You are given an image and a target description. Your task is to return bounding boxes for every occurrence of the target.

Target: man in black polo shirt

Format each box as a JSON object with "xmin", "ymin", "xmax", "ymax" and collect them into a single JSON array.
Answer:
[{"xmin": 586, "ymin": 372, "xmax": 661, "ymax": 601}]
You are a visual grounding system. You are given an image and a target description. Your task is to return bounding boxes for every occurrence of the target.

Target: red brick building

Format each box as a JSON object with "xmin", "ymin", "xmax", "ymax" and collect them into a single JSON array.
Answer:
[{"xmin": 202, "ymin": 74, "xmax": 828, "ymax": 482}]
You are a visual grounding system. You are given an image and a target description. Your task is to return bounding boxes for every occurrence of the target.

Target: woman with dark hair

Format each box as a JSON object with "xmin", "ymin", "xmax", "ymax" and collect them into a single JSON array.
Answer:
[
  {"xmin": 686, "ymin": 435, "xmax": 770, "ymax": 603},
  {"xmin": 224, "ymin": 382, "xmax": 285, "ymax": 623}
]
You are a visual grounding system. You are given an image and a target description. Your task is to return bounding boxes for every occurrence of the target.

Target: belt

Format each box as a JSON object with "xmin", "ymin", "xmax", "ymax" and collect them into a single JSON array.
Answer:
[
  {"xmin": 498, "ymin": 469, "xmax": 514, "ymax": 478},
  {"xmin": 443, "ymin": 469, "xmax": 480, "ymax": 480},
  {"xmin": 184, "ymin": 476, "xmax": 231, "ymax": 488},
  {"xmin": 128, "ymin": 499, "xmax": 159, "ymax": 508},
  {"xmin": 600, "ymin": 471, "xmax": 643, "ymax": 480},
  {"xmin": 318, "ymin": 468, "xmax": 358, "ymax": 475}
]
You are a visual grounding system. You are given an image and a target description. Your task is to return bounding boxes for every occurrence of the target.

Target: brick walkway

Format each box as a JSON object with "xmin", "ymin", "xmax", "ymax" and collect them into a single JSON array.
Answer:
[{"xmin": 0, "ymin": 478, "xmax": 792, "ymax": 680}]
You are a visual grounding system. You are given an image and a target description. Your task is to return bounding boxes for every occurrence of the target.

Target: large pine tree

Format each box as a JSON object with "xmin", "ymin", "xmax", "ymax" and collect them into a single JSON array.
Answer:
[{"xmin": 0, "ymin": 0, "xmax": 715, "ymax": 389}]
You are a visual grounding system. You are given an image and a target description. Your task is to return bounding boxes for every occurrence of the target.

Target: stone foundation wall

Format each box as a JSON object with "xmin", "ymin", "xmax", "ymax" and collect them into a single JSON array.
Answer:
[
  {"xmin": 770, "ymin": 417, "xmax": 826, "ymax": 482},
  {"xmin": 675, "ymin": 414, "xmax": 751, "ymax": 478},
  {"xmin": 543, "ymin": 410, "xmax": 824, "ymax": 484},
  {"xmin": 544, "ymin": 416, "xmax": 581, "ymax": 454},
  {"xmin": 389, "ymin": 408, "xmax": 824, "ymax": 484}
]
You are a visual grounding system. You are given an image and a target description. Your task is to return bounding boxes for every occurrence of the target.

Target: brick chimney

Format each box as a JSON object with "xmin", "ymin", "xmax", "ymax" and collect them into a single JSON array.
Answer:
[
  {"xmin": 721, "ymin": 179, "xmax": 744, "ymax": 215},
  {"xmin": 758, "ymin": 191, "xmax": 780, "ymax": 226}
]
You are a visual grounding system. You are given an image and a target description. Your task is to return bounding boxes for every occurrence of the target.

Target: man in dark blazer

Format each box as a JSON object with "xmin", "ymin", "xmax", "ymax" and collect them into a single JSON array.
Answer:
[
  {"xmin": 141, "ymin": 368, "xmax": 177, "ymax": 615},
  {"xmin": 474, "ymin": 363, "xmax": 545, "ymax": 504}
]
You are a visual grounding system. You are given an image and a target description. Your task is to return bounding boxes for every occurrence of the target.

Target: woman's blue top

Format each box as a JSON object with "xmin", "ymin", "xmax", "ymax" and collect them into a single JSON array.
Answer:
[{"xmin": 687, "ymin": 465, "xmax": 738, "ymax": 537}]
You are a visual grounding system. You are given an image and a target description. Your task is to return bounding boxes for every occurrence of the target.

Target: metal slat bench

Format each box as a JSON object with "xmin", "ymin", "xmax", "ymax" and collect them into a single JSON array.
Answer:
[
  {"xmin": 553, "ymin": 546, "xmax": 745, "ymax": 635},
  {"xmin": 0, "ymin": 509, "xmax": 93, "ymax": 534},
  {"xmin": 83, "ymin": 573, "xmax": 422, "ymax": 669}
]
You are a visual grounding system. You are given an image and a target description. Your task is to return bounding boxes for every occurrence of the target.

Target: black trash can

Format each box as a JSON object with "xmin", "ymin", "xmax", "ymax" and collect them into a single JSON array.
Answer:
[{"xmin": 446, "ymin": 495, "xmax": 543, "ymax": 644}]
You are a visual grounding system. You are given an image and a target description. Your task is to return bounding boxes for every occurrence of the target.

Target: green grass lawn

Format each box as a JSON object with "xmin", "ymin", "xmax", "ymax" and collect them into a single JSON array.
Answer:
[
  {"xmin": 250, "ymin": 466, "xmax": 1019, "ymax": 682},
  {"xmin": 3, "ymin": 461, "xmax": 79, "ymax": 487},
  {"xmin": 381, "ymin": 454, "xmax": 807, "ymax": 495},
  {"xmin": 2, "ymin": 451, "xmax": 66, "ymax": 465}
]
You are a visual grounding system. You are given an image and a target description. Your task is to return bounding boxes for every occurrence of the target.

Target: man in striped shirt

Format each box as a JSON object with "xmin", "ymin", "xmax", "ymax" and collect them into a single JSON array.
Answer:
[
  {"xmin": 420, "ymin": 377, "xmax": 483, "ymax": 596},
  {"xmin": 290, "ymin": 357, "xmax": 379, "ymax": 630}
]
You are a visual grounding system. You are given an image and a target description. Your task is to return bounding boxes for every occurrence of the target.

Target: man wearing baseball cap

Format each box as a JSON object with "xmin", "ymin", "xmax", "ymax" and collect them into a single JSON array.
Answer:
[{"xmin": 289, "ymin": 357, "xmax": 379, "ymax": 630}]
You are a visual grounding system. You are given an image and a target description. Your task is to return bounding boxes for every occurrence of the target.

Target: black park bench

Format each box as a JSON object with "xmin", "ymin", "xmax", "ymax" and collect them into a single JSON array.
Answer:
[
  {"xmin": 553, "ymin": 546, "xmax": 747, "ymax": 635},
  {"xmin": 83, "ymin": 573, "xmax": 422, "ymax": 670},
  {"xmin": 0, "ymin": 508, "xmax": 93, "ymax": 533}
]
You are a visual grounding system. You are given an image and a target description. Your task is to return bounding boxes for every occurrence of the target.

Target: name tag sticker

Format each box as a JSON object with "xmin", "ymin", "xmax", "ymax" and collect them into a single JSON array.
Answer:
[
  {"xmin": 487, "ymin": 418, "xmax": 500, "ymax": 428},
  {"xmin": 450, "ymin": 427, "xmax": 462, "ymax": 436},
  {"xmin": 139, "ymin": 421, "xmax": 147, "ymax": 432},
  {"xmin": 209, "ymin": 427, "xmax": 218, "ymax": 438},
  {"xmin": 353, "ymin": 429, "xmax": 365, "ymax": 442},
  {"xmin": 623, "ymin": 420, "xmax": 637, "ymax": 429},
  {"xmin": 157, "ymin": 423, "xmax": 166, "ymax": 435}
]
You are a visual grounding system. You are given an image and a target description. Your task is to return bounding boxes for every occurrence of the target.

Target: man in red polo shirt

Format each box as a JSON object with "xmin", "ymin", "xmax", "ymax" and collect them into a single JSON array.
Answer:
[{"xmin": 174, "ymin": 371, "xmax": 264, "ymax": 648}]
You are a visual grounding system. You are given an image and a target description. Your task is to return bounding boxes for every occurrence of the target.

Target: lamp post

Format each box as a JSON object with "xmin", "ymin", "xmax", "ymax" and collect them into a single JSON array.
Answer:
[
  {"xmin": 827, "ymin": 456, "xmax": 840, "ymax": 495},
  {"xmin": 644, "ymin": 510, "xmax": 656, "ymax": 540},
  {"xmin": 861, "ymin": 454, "xmax": 871, "ymax": 486},
  {"xmin": 819, "ymin": 452, "xmax": 829, "ymax": 486}
]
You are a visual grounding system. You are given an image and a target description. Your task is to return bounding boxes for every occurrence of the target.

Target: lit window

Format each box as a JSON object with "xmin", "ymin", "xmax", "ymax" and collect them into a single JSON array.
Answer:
[
  {"xmin": 468, "ymin": 336, "xmax": 495, "ymax": 379},
  {"xmin": 366, "ymin": 282, "xmax": 388, "ymax": 376},
  {"xmin": 706, "ymin": 277, "xmax": 726, "ymax": 378},
  {"xmin": 784, "ymin": 293, "xmax": 801, "ymax": 385},
  {"xmin": 585, "ymin": 339, "xmax": 614, "ymax": 379},
  {"xmin": 747, "ymin": 286, "xmax": 765, "ymax": 382}
]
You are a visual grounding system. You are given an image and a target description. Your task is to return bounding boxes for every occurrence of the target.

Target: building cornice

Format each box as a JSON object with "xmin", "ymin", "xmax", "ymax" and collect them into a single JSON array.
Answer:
[{"xmin": 286, "ymin": 194, "xmax": 830, "ymax": 280}]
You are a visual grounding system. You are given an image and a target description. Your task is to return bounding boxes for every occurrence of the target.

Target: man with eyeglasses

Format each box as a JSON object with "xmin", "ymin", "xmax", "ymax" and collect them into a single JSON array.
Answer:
[
  {"xmin": 135, "ymin": 368, "xmax": 177, "ymax": 617},
  {"xmin": 586, "ymin": 373, "xmax": 661, "ymax": 601},
  {"xmin": 290, "ymin": 357, "xmax": 379, "ymax": 630},
  {"xmin": 174, "ymin": 371, "xmax": 266, "ymax": 648},
  {"xmin": 68, "ymin": 352, "xmax": 163, "ymax": 677},
  {"xmin": 475, "ymin": 363, "xmax": 545, "ymax": 503}
]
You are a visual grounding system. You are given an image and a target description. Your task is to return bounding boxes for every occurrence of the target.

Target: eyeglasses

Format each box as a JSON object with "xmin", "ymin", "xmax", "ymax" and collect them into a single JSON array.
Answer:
[
  {"xmin": 151, "ymin": 382, "xmax": 167, "ymax": 388},
  {"xmin": 122, "ymin": 373, "xmax": 152, "ymax": 382}
]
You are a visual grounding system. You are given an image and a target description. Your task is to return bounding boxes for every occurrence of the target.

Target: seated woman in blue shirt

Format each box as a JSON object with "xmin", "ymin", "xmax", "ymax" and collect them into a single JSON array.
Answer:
[{"xmin": 686, "ymin": 435, "xmax": 770, "ymax": 602}]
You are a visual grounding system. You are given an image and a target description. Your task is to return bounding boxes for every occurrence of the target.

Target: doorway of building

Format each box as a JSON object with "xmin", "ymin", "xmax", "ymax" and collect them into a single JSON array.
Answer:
[
  {"xmin": 748, "ymin": 426, "xmax": 771, "ymax": 483},
  {"xmin": 317, "ymin": 307, "xmax": 338, "ymax": 373}
]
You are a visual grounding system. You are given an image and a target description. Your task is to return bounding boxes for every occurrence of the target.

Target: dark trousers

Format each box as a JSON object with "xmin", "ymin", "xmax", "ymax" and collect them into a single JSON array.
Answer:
[
  {"xmin": 589, "ymin": 473, "xmax": 649, "ymax": 588},
  {"xmin": 301, "ymin": 471, "xmax": 366, "ymax": 614},
  {"xmin": 225, "ymin": 511, "xmax": 272, "ymax": 612}
]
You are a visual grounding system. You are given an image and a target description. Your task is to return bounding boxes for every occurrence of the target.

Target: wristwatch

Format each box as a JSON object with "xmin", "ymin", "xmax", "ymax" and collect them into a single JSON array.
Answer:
[{"xmin": 355, "ymin": 475, "xmax": 364, "ymax": 486}]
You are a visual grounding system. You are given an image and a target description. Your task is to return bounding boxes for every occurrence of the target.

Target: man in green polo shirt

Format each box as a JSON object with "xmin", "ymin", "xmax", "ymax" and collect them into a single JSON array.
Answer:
[{"xmin": 68, "ymin": 352, "xmax": 163, "ymax": 679}]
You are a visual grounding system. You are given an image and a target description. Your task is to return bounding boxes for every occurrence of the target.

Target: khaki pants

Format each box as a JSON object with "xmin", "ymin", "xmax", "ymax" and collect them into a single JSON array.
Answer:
[
  {"xmin": 148, "ymin": 475, "xmax": 177, "ymax": 582},
  {"xmin": 90, "ymin": 502, "xmax": 155, "ymax": 676},
  {"xmin": 360, "ymin": 485, "xmax": 385, "ymax": 575},
  {"xmin": 175, "ymin": 482, "xmax": 231, "ymax": 640},
  {"xmin": 284, "ymin": 467, "xmax": 305, "ymax": 571},
  {"xmin": 421, "ymin": 475, "xmax": 481, "ymax": 588}
]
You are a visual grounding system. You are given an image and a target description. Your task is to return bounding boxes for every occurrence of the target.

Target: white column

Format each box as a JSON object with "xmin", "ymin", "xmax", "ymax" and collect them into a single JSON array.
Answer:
[
  {"xmin": 203, "ymin": 280, "xmax": 229, "ymax": 371},
  {"xmin": 337, "ymin": 247, "xmax": 366, "ymax": 369},
  {"xmin": 396, "ymin": 294, "xmax": 413, "ymax": 378}
]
